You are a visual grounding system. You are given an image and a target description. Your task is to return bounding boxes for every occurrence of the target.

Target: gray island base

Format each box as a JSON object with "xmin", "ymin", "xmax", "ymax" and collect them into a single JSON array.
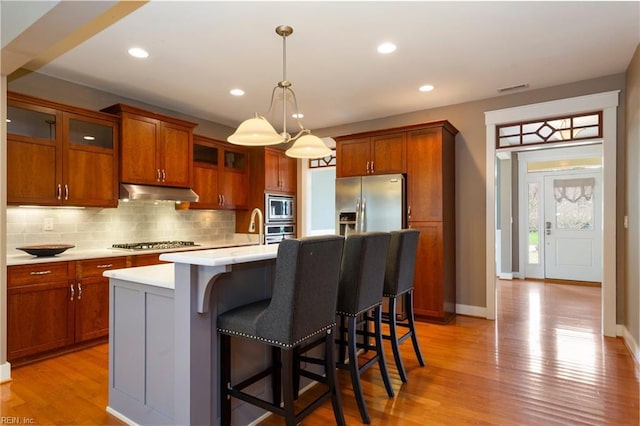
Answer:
[{"xmin": 104, "ymin": 245, "xmax": 282, "ymax": 425}]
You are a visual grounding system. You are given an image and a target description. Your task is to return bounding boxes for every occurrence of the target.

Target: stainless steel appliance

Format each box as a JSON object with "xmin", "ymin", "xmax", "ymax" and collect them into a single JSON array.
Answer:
[
  {"xmin": 265, "ymin": 223, "xmax": 296, "ymax": 245},
  {"xmin": 112, "ymin": 241, "xmax": 198, "ymax": 251},
  {"xmin": 335, "ymin": 173, "xmax": 406, "ymax": 318},
  {"xmin": 335, "ymin": 174, "xmax": 405, "ymax": 235},
  {"xmin": 265, "ymin": 194, "xmax": 295, "ymax": 223}
]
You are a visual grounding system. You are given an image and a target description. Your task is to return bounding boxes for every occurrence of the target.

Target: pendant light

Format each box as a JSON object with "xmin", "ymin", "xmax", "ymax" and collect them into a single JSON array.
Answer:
[{"xmin": 227, "ymin": 25, "xmax": 331, "ymax": 159}]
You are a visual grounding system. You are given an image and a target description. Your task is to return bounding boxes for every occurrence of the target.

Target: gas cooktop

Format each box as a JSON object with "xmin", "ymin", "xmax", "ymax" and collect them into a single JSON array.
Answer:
[{"xmin": 111, "ymin": 241, "xmax": 198, "ymax": 251}]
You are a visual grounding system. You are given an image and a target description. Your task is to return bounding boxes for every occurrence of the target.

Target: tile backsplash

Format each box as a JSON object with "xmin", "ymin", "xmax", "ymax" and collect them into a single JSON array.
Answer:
[{"xmin": 6, "ymin": 201, "xmax": 236, "ymax": 252}]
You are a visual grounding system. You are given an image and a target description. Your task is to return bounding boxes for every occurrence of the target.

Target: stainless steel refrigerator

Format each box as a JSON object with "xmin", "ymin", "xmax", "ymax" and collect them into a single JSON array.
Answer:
[
  {"xmin": 335, "ymin": 173, "xmax": 407, "ymax": 317},
  {"xmin": 335, "ymin": 174, "xmax": 406, "ymax": 236}
]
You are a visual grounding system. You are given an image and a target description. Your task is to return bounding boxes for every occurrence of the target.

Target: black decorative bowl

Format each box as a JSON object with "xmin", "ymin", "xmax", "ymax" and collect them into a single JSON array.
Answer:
[{"xmin": 17, "ymin": 244, "xmax": 75, "ymax": 257}]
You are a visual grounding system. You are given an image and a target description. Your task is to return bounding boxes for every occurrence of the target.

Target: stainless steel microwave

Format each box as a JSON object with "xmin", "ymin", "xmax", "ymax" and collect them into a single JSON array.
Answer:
[{"xmin": 265, "ymin": 194, "xmax": 295, "ymax": 223}]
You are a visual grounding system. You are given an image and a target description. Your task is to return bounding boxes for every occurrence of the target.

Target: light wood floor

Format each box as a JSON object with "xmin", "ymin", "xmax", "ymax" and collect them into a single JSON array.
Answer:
[{"xmin": 2, "ymin": 280, "xmax": 638, "ymax": 425}]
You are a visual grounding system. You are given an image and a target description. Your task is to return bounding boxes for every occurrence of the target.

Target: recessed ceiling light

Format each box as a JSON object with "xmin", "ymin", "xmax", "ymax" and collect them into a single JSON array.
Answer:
[
  {"xmin": 128, "ymin": 47, "xmax": 149, "ymax": 58},
  {"xmin": 230, "ymin": 89, "xmax": 245, "ymax": 96},
  {"xmin": 377, "ymin": 42, "xmax": 396, "ymax": 54},
  {"xmin": 292, "ymin": 113, "xmax": 304, "ymax": 119},
  {"xmin": 419, "ymin": 84, "xmax": 435, "ymax": 92},
  {"xmin": 6, "ymin": 119, "xmax": 11, "ymax": 123}
]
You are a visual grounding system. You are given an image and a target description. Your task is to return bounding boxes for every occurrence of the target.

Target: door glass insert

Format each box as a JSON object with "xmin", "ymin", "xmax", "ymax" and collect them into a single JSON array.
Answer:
[
  {"xmin": 528, "ymin": 182, "xmax": 540, "ymax": 264},
  {"xmin": 68, "ymin": 118, "xmax": 113, "ymax": 149},
  {"xmin": 553, "ymin": 178, "xmax": 594, "ymax": 230},
  {"xmin": 7, "ymin": 105, "xmax": 57, "ymax": 140},
  {"xmin": 223, "ymin": 149, "xmax": 246, "ymax": 170},
  {"xmin": 193, "ymin": 144, "xmax": 219, "ymax": 165}
]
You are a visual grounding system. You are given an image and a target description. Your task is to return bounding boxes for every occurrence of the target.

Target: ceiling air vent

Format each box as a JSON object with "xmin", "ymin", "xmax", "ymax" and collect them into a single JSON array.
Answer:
[{"xmin": 497, "ymin": 83, "xmax": 530, "ymax": 93}]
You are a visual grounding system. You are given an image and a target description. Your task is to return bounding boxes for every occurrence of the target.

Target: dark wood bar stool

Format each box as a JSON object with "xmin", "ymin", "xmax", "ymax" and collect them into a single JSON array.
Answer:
[
  {"xmin": 382, "ymin": 229, "xmax": 425, "ymax": 383},
  {"xmin": 217, "ymin": 235, "xmax": 346, "ymax": 426},
  {"xmin": 334, "ymin": 232, "xmax": 394, "ymax": 424}
]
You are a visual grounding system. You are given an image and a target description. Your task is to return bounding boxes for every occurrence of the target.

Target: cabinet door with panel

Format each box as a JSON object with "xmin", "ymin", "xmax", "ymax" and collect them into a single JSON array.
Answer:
[
  {"xmin": 7, "ymin": 262, "xmax": 74, "ymax": 361},
  {"xmin": 75, "ymin": 257, "xmax": 127, "ymax": 342},
  {"xmin": 336, "ymin": 137, "xmax": 369, "ymax": 177},
  {"xmin": 63, "ymin": 112, "xmax": 119, "ymax": 207},
  {"xmin": 408, "ymin": 222, "xmax": 453, "ymax": 323},
  {"xmin": 406, "ymin": 128, "xmax": 445, "ymax": 222},
  {"xmin": 370, "ymin": 133, "xmax": 406, "ymax": 175},
  {"xmin": 265, "ymin": 147, "xmax": 296, "ymax": 194},
  {"xmin": 7, "ymin": 99, "xmax": 63, "ymax": 205},
  {"xmin": 119, "ymin": 112, "xmax": 159, "ymax": 185},
  {"xmin": 219, "ymin": 145, "xmax": 249, "ymax": 209},
  {"xmin": 160, "ymin": 122, "xmax": 193, "ymax": 187}
]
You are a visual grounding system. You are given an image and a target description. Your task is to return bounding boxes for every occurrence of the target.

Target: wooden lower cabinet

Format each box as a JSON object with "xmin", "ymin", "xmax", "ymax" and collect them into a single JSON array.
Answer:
[
  {"xmin": 75, "ymin": 257, "xmax": 127, "ymax": 342},
  {"xmin": 7, "ymin": 257, "xmax": 126, "ymax": 363},
  {"xmin": 7, "ymin": 280, "xmax": 75, "ymax": 361},
  {"xmin": 409, "ymin": 221, "xmax": 456, "ymax": 323}
]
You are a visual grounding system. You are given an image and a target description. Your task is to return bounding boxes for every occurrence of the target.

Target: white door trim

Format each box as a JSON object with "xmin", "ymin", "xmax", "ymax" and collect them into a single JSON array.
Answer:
[
  {"xmin": 485, "ymin": 90, "xmax": 619, "ymax": 337},
  {"xmin": 518, "ymin": 145, "xmax": 603, "ymax": 281}
]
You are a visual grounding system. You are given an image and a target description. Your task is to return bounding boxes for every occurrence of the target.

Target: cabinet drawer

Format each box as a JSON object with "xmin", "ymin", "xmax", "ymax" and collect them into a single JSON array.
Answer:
[
  {"xmin": 8, "ymin": 262, "xmax": 70, "ymax": 287},
  {"xmin": 77, "ymin": 257, "xmax": 127, "ymax": 278}
]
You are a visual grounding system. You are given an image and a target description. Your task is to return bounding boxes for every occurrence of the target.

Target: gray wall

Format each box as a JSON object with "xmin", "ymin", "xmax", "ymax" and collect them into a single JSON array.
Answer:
[
  {"xmin": 625, "ymin": 44, "xmax": 639, "ymax": 347},
  {"xmin": 8, "ymin": 70, "xmax": 631, "ymax": 320}
]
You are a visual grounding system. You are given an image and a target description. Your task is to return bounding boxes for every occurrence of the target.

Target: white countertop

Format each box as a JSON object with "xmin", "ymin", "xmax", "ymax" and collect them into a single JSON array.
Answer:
[
  {"xmin": 103, "ymin": 263, "xmax": 175, "ymax": 289},
  {"xmin": 159, "ymin": 244, "xmax": 278, "ymax": 266},
  {"xmin": 7, "ymin": 234, "xmax": 260, "ymax": 266},
  {"xmin": 104, "ymin": 244, "xmax": 279, "ymax": 290}
]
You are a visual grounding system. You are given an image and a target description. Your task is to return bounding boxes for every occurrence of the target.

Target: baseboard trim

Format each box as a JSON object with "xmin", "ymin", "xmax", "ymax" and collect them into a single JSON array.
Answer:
[
  {"xmin": 617, "ymin": 324, "xmax": 640, "ymax": 365},
  {"xmin": 498, "ymin": 272, "xmax": 513, "ymax": 280},
  {"xmin": 106, "ymin": 406, "xmax": 139, "ymax": 426},
  {"xmin": 456, "ymin": 304, "xmax": 487, "ymax": 318},
  {"xmin": 0, "ymin": 362, "xmax": 11, "ymax": 383}
]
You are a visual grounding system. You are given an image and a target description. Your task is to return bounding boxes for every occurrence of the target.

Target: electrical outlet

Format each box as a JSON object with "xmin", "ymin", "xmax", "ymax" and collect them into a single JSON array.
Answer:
[{"xmin": 43, "ymin": 217, "xmax": 54, "ymax": 231}]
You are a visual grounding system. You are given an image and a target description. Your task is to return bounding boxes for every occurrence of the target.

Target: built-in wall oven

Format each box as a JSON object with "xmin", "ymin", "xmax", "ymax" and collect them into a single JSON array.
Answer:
[
  {"xmin": 265, "ymin": 223, "xmax": 296, "ymax": 245},
  {"xmin": 265, "ymin": 194, "xmax": 295, "ymax": 223}
]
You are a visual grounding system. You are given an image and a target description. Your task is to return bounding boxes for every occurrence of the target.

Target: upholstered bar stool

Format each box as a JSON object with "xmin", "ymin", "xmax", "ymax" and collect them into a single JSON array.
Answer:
[
  {"xmin": 217, "ymin": 235, "xmax": 346, "ymax": 426},
  {"xmin": 335, "ymin": 231, "xmax": 394, "ymax": 424},
  {"xmin": 382, "ymin": 229, "xmax": 425, "ymax": 383}
]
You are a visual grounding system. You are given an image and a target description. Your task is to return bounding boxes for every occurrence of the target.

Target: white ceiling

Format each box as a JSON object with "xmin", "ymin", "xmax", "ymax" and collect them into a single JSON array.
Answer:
[{"xmin": 16, "ymin": 1, "xmax": 640, "ymax": 132}]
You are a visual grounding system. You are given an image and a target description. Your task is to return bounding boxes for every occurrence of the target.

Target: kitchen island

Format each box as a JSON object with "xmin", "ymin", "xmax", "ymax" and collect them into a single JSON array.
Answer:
[{"xmin": 104, "ymin": 244, "xmax": 279, "ymax": 425}]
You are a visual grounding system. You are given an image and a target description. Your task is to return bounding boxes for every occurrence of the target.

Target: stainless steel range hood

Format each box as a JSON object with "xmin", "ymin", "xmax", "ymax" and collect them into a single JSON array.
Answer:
[{"xmin": 119, "ymin": 184, "xmax": 199, "ymax": 202}]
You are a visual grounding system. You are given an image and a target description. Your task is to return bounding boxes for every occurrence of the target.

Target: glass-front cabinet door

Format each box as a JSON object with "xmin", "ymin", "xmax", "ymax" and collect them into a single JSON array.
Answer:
[{"xmin": 7, "ymin": 100, "xmax": 63, "ymax": 205}]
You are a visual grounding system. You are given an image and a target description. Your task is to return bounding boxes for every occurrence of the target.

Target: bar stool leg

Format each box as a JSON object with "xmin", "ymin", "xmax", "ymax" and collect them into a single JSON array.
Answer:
[
  {"xmin": 373, "ymin": 305, "xmax": 395, "ymax": 397},
  {"xmin": 281, "ymin": 349, "xmax": 296, "ymax": 426},
  {"xmin": 406, "ymin": 291, "xmax": 425, "ymax": 366},
  {"xmin": 220, "ymin": 334, "xmax": 232, "ymax": 426},
  {"xmin": 272, "ymin": 346, "xmax": 282, "ymax": 406},
  {"xmin": 325, "ymin": 329, "xmax": 346, "ymax": 426},
  {"xmin": 348, "ymin": 315, "xmax": 370, "ymax": 424},
  {"xmin": 388, "ymin": 296, "xmax": 408, "ymax": 383},
  {"xmin": 338, "ymin": 314, "xmax": 347, "ymax": 364}
]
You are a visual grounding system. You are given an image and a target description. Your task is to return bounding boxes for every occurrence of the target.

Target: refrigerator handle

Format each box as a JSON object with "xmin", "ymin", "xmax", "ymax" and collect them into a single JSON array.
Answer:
[
  {"xmin": 360, "ymin": 197, "xmax": 366, "ymax": 232},
  {"xmin": 355, "ymin": 198, "xmax": 361, "ymax": 233}
]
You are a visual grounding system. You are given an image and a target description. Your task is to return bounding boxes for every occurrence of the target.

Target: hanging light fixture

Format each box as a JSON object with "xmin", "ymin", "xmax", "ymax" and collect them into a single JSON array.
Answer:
[{"xmin": 227, "ymin": 25, "xmax": 332, "ymax": 159}]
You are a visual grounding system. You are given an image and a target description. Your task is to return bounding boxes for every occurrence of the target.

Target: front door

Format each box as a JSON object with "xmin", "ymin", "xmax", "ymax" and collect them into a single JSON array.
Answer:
[{"xmin": 543, "ymin": 172, "xmax": 602, "ymax": 282}]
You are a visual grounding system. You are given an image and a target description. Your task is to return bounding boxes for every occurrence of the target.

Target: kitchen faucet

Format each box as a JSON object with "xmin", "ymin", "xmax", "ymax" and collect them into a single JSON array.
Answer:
[{"xmin": 249, "ymin": 208, "xmax": 264, "ymax": 245}]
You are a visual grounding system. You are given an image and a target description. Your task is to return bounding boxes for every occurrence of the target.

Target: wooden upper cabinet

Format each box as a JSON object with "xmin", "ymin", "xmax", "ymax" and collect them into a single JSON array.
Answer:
[
  {"xmin": 63, "ymin": 112, "xmax": 119, "ymax": 207},
  {"xmin": 336, "ymin": 132, "xmax": 406, "ymax": 177},
  {"xmin": 102, "ymin": 104, "xmax": 197, "ymax": 188},
  {"xmin": 191, "ymin": 135, "xmax": 248, "ymax": 210},
  {"xmin": 119, "ymin": 113, "xmax": 158, "ymax": 185},
  {"xmin": 406, "ymin": 125, "xmax": 456, "ymax": 222},
  {"xmin": 7, "ymin": 92, "xmax": 118, "ymax": 207},
  {"xmin": 265, "ymin": 147, "xmax": 296, "ymax": 194}
]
